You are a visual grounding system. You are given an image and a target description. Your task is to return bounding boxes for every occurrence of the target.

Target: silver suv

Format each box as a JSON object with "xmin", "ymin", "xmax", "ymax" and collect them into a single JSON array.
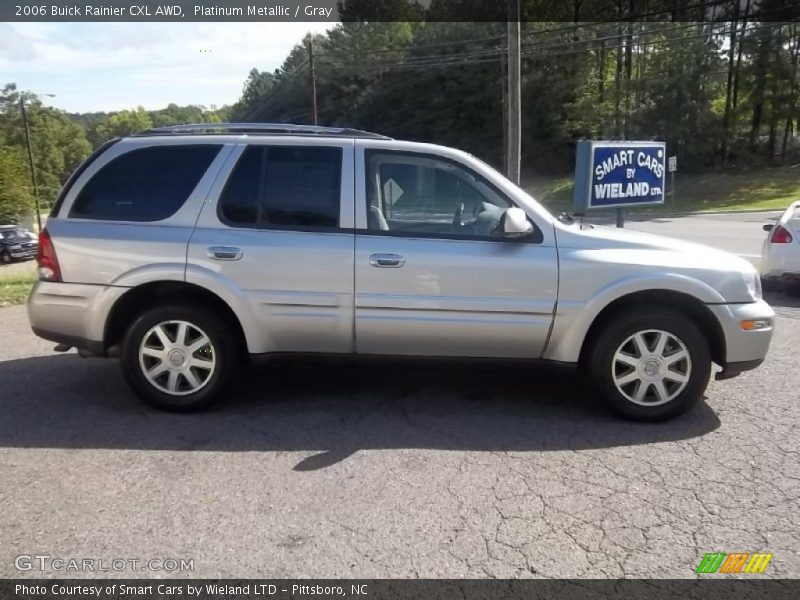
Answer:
[{"xmin": 28, "ymin": 124, "xmax": 774, "ymax": 420}]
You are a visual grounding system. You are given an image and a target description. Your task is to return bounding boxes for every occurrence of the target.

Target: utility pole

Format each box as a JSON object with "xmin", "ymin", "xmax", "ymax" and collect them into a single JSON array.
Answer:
[
  {"xmin": 20, "ymin": 98, "xmax": 42, "ymax": 232},
  {"xmin": 500, "ymin": 54, "xmax": 508, "ymax": 174},
  {"xmin": 506, "ymin": 0, "xmax": 521, "ymax": 185},
  {"xmin": 307, "ymin": 40, "xmax": 318, "ymax": 125}
]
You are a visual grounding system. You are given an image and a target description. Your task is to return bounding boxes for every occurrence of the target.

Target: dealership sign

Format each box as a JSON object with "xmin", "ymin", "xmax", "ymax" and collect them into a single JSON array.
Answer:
[{"xmin": 573, "ymin": 141, "xmax": 666, "ymax": 211}]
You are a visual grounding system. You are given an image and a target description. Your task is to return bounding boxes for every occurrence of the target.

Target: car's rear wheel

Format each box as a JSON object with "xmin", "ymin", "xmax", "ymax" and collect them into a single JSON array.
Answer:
[
  {"xmin": 120, "ymin": 304, "xmax": 238, "ymax": 411},
  {"xmin": 589, "ymin": 307, "xmax": 712, "ymax": 421}
]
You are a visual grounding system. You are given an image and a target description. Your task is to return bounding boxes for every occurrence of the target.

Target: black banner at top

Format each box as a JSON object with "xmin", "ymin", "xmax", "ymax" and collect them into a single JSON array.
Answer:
[
  {"xmin": 3, "ymin": 0, "xmax": 800, "ymax": 23},
  {"xmin": 2, "ymin": 579, "xmax": 800, "ymax": 600}
]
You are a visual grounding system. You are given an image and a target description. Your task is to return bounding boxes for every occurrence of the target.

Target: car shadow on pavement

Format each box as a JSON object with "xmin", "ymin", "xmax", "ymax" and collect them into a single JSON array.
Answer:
[{"xmin": 0, "ymin": 353, "xmax": 721, "ymax": 470}]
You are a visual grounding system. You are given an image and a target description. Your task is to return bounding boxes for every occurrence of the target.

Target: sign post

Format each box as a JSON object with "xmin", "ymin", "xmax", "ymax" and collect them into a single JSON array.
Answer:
[
  {"xmin": 573, "ymin": 141, "xmax": 667, "ymax": 226},
  {"xmin": 668, "ymin": 155, "xmax": 677, "ymax": 202}
]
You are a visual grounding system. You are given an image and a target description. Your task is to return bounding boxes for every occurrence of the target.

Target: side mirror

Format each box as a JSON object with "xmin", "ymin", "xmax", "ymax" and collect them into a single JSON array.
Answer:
[
  {"xmin": 501, "ymin": 207, "xmax": 534, "ymax": 238},
  {"xmin": 763, "ymin": 224, "xmax": 774, "ymax": 232}
]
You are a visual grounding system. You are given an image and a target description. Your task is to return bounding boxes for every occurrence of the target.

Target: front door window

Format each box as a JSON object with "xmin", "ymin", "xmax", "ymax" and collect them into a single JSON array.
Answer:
[{"xmin": 365, "ymin": 151, "xmax": 515, "ymax": 239}]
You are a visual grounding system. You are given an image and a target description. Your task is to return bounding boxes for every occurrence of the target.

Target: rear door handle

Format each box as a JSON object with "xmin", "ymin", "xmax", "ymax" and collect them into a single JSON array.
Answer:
[
  {"xmin": 369, "ymin": 253, "xmax": 405, "ymax": 268},
  {"xmin": 207, "ymin": 246, "xmax": 243, "ymax": 261}
]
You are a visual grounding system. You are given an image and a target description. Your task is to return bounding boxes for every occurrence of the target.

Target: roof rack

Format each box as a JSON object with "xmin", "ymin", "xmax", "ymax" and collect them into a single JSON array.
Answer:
[{"xmin": 137, "ymin": 123, "xmax": 391, "ymax": 140}]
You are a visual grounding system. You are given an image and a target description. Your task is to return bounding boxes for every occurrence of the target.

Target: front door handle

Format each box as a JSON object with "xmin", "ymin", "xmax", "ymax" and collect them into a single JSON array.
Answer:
[
  {"xmin": 207, "ymin": 246, "xmax": 243, "ymax": 261},
  {"xmin": 369, "ymin": 253, "xmax": 406, "ymax": 268}
]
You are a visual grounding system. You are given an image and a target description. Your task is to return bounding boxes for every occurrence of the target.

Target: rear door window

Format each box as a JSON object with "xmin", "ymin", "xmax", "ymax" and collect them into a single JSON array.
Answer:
[
  {"xmin": 70, "ymin": 145, "xmax": 221, "ymax": 221},
  {"xmin": 218, "ymin": 145, "xmax": 342, "ymax": 230}
]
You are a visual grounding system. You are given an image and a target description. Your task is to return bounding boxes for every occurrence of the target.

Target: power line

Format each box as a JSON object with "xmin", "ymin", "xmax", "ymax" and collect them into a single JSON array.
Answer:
[
  {"xmin": 320, "ymin": 27, "xmax": 505, "ymax": 58},
  {"xmin": 316, "ymin": 21, "xmax": 786, "ymax": 73},
  {"xmin": 315, "ymin": 0, "xmax": 747, "ymax": 63},
  {"xmin": 315, "ymin": 1, "xmax": 793, "ymax": 73},
  {"xmin": 239, "ymin": 59, "xmax": 308, "ymax": 122},
  {"xmin": 394, "ymin": 85, "xmax": 496, "ymax": 133},
  {"xmin": 240, "ymin": 16, "xmax": 789, "ymax": 128},
  {"xmin": 276, "ymin": 63, "xmax": 455, "ymax": 123},
  {"xmin": 319, "ymin": 24, "xmax": 691, "ymax": 71}
]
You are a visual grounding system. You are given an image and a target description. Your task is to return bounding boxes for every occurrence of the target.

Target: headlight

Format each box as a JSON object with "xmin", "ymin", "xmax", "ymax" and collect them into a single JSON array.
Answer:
[{"xmin": 744, "ymin": 271, "xmax": 762, "ymax": 300}]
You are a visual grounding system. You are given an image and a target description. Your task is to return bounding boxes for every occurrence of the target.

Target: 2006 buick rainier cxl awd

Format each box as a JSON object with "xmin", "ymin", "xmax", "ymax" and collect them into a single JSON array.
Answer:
[{"xmin": 27, "ymin": 124, "xmax": 774, "ymax": 420}]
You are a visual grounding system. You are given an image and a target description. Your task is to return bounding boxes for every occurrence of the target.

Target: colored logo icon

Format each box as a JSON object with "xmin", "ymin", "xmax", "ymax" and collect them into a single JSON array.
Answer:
[{"xmin": 696, "ymin": 552, "xmax": 773, "ymax": 574}]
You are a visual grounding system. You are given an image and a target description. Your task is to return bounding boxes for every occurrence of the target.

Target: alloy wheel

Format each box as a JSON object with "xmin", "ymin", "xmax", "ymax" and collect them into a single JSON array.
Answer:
[
  {"xmin": 611, "ymin": 329, "xmax": 692, "ymax": 406},
  {"xmin": 138, "ymin": 320, "xmax": 216, "ymax": 396}
]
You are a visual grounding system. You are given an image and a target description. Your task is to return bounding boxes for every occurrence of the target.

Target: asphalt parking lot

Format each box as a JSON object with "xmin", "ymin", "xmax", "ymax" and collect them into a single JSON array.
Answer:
[
  {"xmin": 586, "ymin": 209, "xmax": 781, "ymax": 262},
  {"xmin": 1, "ymin": 286, "xmax": 798, "ymax": 579}
]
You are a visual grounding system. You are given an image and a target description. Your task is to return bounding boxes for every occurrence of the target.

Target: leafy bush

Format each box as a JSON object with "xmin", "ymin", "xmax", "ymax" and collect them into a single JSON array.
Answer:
[{"xmin": 0, "ymin": 147, "xmax": 34, "ymax": 225}]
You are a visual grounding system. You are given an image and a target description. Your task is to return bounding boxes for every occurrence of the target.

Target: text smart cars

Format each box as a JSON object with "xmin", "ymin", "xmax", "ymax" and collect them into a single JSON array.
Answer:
[{"xmin": 27, "ymin": 124, "xmax": 774, "ymax": 420}]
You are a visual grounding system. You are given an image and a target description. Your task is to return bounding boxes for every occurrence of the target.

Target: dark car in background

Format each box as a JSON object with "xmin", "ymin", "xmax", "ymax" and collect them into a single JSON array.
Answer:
[{"xmin": 0, "ymin": 225, "xmax": 38, "ymax": 264}]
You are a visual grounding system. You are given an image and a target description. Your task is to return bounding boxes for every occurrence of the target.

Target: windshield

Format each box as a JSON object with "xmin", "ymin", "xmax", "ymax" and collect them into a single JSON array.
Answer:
[{"xmin": 0, "ymin": 229, "xmax": 32, "ymax": 241}]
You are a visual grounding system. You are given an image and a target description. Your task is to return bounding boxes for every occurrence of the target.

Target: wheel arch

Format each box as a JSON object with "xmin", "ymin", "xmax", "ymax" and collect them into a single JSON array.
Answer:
[
  {"xmin": 104, "ymin": 280, "xmax": 248, "ymax": 357},
  {"xmin": 577, "ymin": 289, "xmax": 726, "ymax": 368}
]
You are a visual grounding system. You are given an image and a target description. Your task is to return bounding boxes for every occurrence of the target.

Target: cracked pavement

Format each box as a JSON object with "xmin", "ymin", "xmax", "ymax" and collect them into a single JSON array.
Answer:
[{"xmin": 0, "ymin": 290, "xmax": 797, "ymax": 579}]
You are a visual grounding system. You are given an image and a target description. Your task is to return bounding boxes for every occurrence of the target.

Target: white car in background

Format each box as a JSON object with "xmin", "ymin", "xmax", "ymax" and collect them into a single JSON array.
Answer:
[{"xmin": 762, "ymin": 201, "xmax": 800, "ymax": 284}]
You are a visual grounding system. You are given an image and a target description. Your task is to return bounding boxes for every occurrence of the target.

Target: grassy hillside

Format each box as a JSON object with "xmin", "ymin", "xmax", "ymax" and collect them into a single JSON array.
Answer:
[{"xmin": 527, "ymin": 166, "xmax": 800, "ymax": 215}]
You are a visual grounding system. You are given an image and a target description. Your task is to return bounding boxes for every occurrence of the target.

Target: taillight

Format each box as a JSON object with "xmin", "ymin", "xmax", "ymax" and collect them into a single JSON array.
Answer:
[
  {"xmin": 770, "ymin": 225, "xmax": 793, "ymax": 244},
  {"xmin": 37, "ymin": 229, "xmax": 62, "ymax": 282}
]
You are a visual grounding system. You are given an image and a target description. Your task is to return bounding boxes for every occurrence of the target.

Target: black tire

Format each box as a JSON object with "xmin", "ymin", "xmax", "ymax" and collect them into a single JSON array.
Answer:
[
  {"xmin": 120, "ymin": 304, "xmax": 238, "ymax": 411},
  {"xmin": 0, "ymin": 250, "xmax": 12, "ymax": 264},
  {"xmin": 588, "ymin": 306, "xmax": 712, "ymax": 421}
]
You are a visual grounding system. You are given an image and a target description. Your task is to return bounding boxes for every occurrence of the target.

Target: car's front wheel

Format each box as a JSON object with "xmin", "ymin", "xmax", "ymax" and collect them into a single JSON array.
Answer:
[
  {"xmin": 120, "ymin": 304, "xmax": 238, "ymax": 411},
  {"xmin": 0, "ymin": 250, "xmax": 12, "ymax": 264},
  {"xmin": 589, "ymin": 307, "xmax": 712, "ymax": 421}
]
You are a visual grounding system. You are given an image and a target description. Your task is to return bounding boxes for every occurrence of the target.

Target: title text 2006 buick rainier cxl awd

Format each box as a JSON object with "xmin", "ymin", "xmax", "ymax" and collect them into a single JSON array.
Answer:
[{"xmin": 27, "ymin": 124, "xmax": 774, "ymax": 420}]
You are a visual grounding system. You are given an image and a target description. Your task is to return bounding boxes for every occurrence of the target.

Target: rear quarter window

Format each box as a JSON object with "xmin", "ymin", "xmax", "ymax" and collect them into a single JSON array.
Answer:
[{"xmin": 70, "ymin": 145, "xmax": 221, "ymax": 221}]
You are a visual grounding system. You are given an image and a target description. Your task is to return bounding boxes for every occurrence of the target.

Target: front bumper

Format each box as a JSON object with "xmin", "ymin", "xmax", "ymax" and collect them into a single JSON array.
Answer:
[
  {"xmin": 707, "ymin": 299, "xmax": 775, "ymax": 375},
  {"xmin": 715, "ymin": 358, "xmax": 765, "ymax": 380}
]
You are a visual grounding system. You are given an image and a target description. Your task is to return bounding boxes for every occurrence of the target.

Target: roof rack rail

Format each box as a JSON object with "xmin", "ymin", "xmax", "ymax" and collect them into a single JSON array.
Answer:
[{"xmin": 136, "ymin": 123, "xmax": 391, "ymax": 140}]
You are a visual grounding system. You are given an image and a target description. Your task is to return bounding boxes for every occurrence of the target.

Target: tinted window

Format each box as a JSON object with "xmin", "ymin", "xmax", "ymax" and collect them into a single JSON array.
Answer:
[
  {"xmin": 218, "ymin": 146, "xmax": 262, "ymax": 226},
  {"xmin": 70, "ymin": 145, "xmax": 221, "ymax": 221},
  {"xmin": 51, "ymin": 138, "xmax": 120, "ymax": 218},
  {"xmin": 0, "ymin": 229, "xmax": 31, "ymax": 241},
  {"xmin": 218, "ymin": 146, "xmax": 342, "ymax": 229}
]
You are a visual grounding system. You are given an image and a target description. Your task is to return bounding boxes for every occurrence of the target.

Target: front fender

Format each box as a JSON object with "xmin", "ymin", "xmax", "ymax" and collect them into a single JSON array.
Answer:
[{"xmin": 544, "ymin": 272, "xmax": 724, "ymax": 363}]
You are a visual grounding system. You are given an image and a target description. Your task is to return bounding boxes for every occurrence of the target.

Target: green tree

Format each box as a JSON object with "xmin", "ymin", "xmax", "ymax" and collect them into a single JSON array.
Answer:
[
  {"xmin": 150, "ymin": 103, "xmax": 221, "ymax": 127},
  {"xmin": 0, "ymin": 84, "xmax": 92, "ymax": 209},
  {"xmin": 629, "ymin": 25, "xmax": 725, "ymax": 168},
  {"xmin": 94, "ymin": 107, "xmax": 153, "ymax": 140},
  {"xmin": 229, "ymin": 69, "xmax": 276, "ymax": 121},
  {"xmin": 0, "ymin": 147, "xmax": 34, "ymax": 223}
]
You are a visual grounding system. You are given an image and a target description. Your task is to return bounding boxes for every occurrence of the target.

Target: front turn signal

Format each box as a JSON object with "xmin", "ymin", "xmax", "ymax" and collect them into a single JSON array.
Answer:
[{"xmin": 741, "ymin": 319, "xmax": 771, "ymax": 331}]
